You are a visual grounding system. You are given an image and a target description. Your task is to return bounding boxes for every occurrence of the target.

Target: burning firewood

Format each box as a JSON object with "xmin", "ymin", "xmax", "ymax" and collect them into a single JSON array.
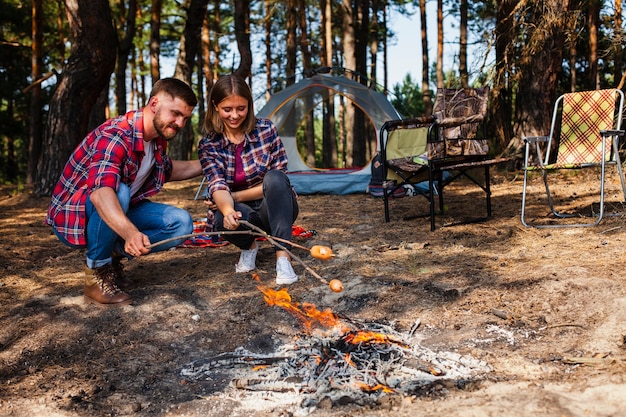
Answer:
[{"xmin": 180, "ymin": 287, "xmax": 491, "ymax": 408}]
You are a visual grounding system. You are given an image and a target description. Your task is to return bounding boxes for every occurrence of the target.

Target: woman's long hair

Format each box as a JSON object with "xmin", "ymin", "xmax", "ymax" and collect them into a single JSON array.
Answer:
[{"xmin": 203, "ymin": 74, "xmax": 256, "ymax": 135}]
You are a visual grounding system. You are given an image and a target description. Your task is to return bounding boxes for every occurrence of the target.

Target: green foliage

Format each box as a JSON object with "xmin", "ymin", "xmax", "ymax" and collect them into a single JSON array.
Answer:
[
  {"xmin": 295, "ymin": 113, "xmax": 327, "ymax": 168},
  {"xmin": 390, "ymin": 74, "xmax": 424, "ymax": 118},
  {"xmin": 2, "ymin": 0, "xmax": 626, "ymax": 184},
  {"xmin": 0, "ymin": 0, "xmax": 31, "ymax": 182}
]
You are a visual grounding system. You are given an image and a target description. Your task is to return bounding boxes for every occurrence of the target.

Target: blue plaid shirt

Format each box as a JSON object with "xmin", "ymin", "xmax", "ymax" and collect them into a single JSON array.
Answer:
[{"xmin": 198, "ymin": 118, "xmax": 288, "ymax": 199}]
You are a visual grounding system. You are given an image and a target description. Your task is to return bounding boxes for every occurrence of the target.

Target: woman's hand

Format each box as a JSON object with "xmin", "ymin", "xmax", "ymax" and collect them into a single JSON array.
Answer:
[
  {"xmin": 223, "ymin": 211, "xmax": 242, "ymax": 230},
  {"xmin": 210, "ymin": 189, "xmax": 242, "ymax": 229},
  {"xmin": 203, "ymin": 198, "xmax": 218, "ymax": 211}
]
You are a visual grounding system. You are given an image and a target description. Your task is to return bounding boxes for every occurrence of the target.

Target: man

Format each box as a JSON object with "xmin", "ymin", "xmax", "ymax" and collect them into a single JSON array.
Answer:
[{"xmin": 47, "ymin": 78, "xmax": 202, "ymax": 308}]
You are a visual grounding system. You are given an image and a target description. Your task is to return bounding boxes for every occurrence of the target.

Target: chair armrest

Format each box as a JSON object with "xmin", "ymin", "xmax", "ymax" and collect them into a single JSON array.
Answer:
[
  {"xmin": 523, "ymin": 136, "xmax": 550, "ymax": 143},
  {"xmin": 435, "ymin": 114, "xmax": 484, "ymax": 128},
  {"xmin": 382, "ymin": 116, "xmax": 436, "ymax": 131},
  {"xmin": 600, "ymin": 129, "xmax": 624, "ymax": 137}
]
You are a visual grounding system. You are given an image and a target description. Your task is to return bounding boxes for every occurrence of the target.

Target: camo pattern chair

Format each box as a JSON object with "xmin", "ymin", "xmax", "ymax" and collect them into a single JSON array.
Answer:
[
  {"xmin": 521, "ymin": 89, "xmax": 626, "ymax": 227},
  {"xmin": 380, "ymin": 86, "xmax": 509, "ymax": 230}
]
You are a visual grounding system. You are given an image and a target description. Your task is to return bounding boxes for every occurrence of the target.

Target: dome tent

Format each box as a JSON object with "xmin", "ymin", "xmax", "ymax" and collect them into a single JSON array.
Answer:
[{"xmin": 256, "ymin": 73, "xmax": 401, "ymax": 194}]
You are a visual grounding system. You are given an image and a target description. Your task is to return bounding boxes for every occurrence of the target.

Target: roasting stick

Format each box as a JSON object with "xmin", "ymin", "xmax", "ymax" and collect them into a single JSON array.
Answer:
[
  {"xmin": 147, "ymin": 229, "xmax": 312, "ymax": 253},
  {"xmin": 146, "ymin": 221, "xmax": 330, "ymax": 285},
  {"xmin": 147, "ymin": 229, "xmax": 257, "ymax": 249},
  {"xmin": 238, "ymin": 220, "xmax": 329, "ymax": 285}
]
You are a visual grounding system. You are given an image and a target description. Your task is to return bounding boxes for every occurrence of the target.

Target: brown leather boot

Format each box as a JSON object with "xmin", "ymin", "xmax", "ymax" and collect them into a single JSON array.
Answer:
[
  {"xmin": 84, "ymin": 264, "xmax": 133, "ymax": 308},
  {"xmin": 111, "ymin": 256, "xmax": 133, "ymax": 291}
]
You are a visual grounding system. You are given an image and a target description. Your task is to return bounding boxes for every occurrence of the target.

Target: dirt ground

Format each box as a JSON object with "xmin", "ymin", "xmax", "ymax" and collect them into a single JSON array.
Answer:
[{"xmin": 2, "ymin": 169, "xmax": 626, "ymax": 417}]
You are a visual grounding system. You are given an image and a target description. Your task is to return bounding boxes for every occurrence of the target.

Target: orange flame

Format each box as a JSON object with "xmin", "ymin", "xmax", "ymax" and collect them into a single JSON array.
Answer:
[
  {"xmin": 344, "ymin": 353, "xmax": 355, "ymax": 367},
  {"xmin": 257, "ymin": 284, "xmax": 406, "ymax": 351},
  {"xmin": 343, "ymin": 331, "xmax": 408, "ymax": 348},
  {"xmin": 257, "ymin": 284, "xmax": 351, "ymax": 333},
  {"xmin": 356, "ymin": 382, "xmax": 395, "ymax": 393}
]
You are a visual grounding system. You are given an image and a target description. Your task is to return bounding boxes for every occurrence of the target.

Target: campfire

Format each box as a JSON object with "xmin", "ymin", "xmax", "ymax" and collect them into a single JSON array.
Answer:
[{"xmin": 181, "ymin": 275, "xmax": 490, "ymax": 409}]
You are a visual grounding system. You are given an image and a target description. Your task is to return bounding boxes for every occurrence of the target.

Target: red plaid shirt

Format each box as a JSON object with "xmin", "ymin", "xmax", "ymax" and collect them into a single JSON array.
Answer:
[
  {"xmin": 198, "ymin": 118, "xmax": 288, "ymax": 198},
  {"xmin": 46, "ymin": 110, "xmax": 173, "ymax": 246}
]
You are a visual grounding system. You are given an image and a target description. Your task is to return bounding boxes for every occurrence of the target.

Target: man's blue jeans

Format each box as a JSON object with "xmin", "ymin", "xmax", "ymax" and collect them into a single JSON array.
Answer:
[{"xmin": 53, "ymin": 184, "xmax": 193, "ymax": 269}]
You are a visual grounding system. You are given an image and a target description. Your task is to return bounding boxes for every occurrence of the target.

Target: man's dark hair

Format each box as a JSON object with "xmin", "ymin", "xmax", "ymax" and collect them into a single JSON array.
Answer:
[{"xmin": 150, "ymin": 78, "xmax": 198, "ymax": 107}]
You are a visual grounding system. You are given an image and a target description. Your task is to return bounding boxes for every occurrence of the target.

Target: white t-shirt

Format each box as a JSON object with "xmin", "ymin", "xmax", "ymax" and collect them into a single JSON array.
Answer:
[{"xmin": 130, "ymin": 140, "xmax": 155, "ymax": 196}]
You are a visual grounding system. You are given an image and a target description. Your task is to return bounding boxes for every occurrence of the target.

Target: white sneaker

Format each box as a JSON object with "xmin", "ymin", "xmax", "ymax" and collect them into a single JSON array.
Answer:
[
  {"xmin": 235, "ymin": 242, "xmax": 258, "ymax": 273},
  {"xmin": 276, "ymin": 256, "xmax": 298, "ymax": 285}
]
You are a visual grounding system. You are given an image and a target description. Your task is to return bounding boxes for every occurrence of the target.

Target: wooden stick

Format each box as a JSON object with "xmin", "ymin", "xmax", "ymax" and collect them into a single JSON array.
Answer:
[
  {"xmin": 254, "ymin": 234, "xmax": 313, "ymax": 253},
  {"xmin": 147, "ymin": 230, "xmax": 256, "ymax": 249},
  {"xmin": 146, "ymin": 221, "xmax": 329, "ymax": 285},
  {"xmin": 491, "ymin": 308, "xmax": 513, "ymax": 320},
  {"xmin": 238, "ymin": 220, "xmax": 329, "ymax": 285},
  {"xmin": 147, "ymin": 229, "xmax": 313, "ymax": 253}
]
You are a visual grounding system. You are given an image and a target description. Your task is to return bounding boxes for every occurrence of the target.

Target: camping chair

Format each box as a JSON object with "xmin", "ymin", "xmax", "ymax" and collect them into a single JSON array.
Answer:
[
  {"xmin": 380, "ymin": 87, "xmax": 509, "ymax": 231},
  {"xmin": 520, "ymin": 89, "xmax": 626, "ymax": 227},
  {"xmin": 194, "ymin": 177, "xmax": 207, "ymax": 200}
]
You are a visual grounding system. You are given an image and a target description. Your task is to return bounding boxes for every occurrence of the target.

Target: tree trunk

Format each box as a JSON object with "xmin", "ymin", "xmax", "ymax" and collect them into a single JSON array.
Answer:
[
  {"xmin": 5, "ymin": 100, "xmax": 18, "ymax": 181},
  {"xmin": 490, "ymin": 0, "xmax": 515, "ymax": 155},
  {"xmin": 370, "ymin": 0, "xmax": 378, "ymax": 86},
  {"xmin": 352, "ymin": 0, "xmax": 369, "ymax": 166},
  {"xmin": 27, "ymin": 0, "xmax": 43, "ymax": 185},
  {"xmin": 264, "ymin": 0, "xmax": 272, "ymax": 100},
  {"xmin": 233, "ymin": 0, "xmax": 252, "ymax": 80},
  {"xmin": 150, "ymin": 0, "xmax": 162, "ymax": 85},
  {"xmin": 204, "ymin": 0, "xmax": 221, "ymax": 93},
  {"xmin": 171, "ymin": 0, "xmax": 209, "ymax": 160},
  {"xmin": 88, "ymin": 86, "xmax": 110, "ymax": 132},
  {"xmin": 382, "ymin": 4, "xmax": 388, "ymax": 93},
  {"xmin": 341, "ymin": 0, "xmax": 355, "ymax": 167},
  {"xmin": 321, "ymin": 0, "xmax": 337, "ymax": 167},
  {"xmin": 514, "ymin": 0, "xmax": 571, "ymax": 142},
  {"xmin": 419, "ymin": 0, "xmax": 432, "ymax": 115},
  {"xmin": 569, "ymin": 30, "xmax": 577, "ymax": 92},
  {"xmin": 368, "ymin": 0, "xmax": 379, "ymax": 155},
  {"xmin": 174, "ymin": 0, "xmax": 209, "ymax": 83},
  {"xmin": 114, "ymin": 0, "xmax": 138, "ymax": 115},
  {"xmin": 588, "ymin": 0, "xmax": 600, "ymax": 89},
  {"xmin": 614, "ymin": 0, "xmax": 623, "ymax": 89},
  {"xmin": 459, "ymin": 0, "xmax": 468, "ymax": 88},
  {"xmin": 34, "ymin": 0, "xmax": 117, "ymax": 196},
  {"xmin": 286, "ymin": 0, "xmax": 297, "ymax": 86},
  {"xmin": 436, "ymin": 0, "xmax": 443, "ymax": 88},
  {"xmin": 196, "ymin": 41, "xmax": 206, "ymax": 135},
  {"xmin": 298, "ymin": 0, "xmax": 315, "ymax": 167}
]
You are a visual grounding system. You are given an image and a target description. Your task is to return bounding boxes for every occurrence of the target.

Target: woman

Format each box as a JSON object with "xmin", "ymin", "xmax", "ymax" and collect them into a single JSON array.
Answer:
[{"xmin": 198, "ymin": 74, "xmax": 299, "ymax": 285}]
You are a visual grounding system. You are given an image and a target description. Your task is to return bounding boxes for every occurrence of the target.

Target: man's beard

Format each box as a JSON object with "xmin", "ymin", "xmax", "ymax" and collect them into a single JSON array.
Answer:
[{"xmin": 153, "ymin": 111, "xmax": 180, "ymax": 140}]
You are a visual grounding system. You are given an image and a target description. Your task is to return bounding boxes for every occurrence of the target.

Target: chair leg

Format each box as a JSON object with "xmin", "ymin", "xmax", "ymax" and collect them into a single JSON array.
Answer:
[
  {"xmin": 520, "ymin": 166, "xmax": 532, "ymax": 227},
  {"xmin": 383, "ymin": 184, "xmax": 390, "ymax": 223},
  {"xmin": 541, "ymin": 169, "xmax": 564, "ymax": 218},
  {"xmin": 613, "ymin": 138, "xmax": 626, "ymax": 201},
  {"xmin": 525, "ymin": 163, "xmax": 611, "ymax": 228},
  {"xmin": 485, "ymin": 165, "xmax": 492, "ymax": 217},
  {"xmin": 437, "ymin": 171, "xmax": 444, "ymax": 214},
  {"xmin": 428, "ymin": 164, "xmax": 436, "ymax": 231},
  {"xmin": 194, "ymin": 176, "xmax": 206, "ymax": 200}
]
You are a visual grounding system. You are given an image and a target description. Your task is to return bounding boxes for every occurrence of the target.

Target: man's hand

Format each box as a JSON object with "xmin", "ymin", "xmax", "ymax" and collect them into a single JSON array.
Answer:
[
  {"xmin": 123, "ymin": 230, "xmax": 151, "ymax": 257},
  {"xmin": 90, "ymin": 187, "xmax": 151, "ymax": 257}
]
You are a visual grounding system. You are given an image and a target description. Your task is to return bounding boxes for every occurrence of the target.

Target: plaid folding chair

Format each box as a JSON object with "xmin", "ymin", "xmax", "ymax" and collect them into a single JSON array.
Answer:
[{"xmin": 521, "ymin": 89, "xmax": 626, "ymax": 227}]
